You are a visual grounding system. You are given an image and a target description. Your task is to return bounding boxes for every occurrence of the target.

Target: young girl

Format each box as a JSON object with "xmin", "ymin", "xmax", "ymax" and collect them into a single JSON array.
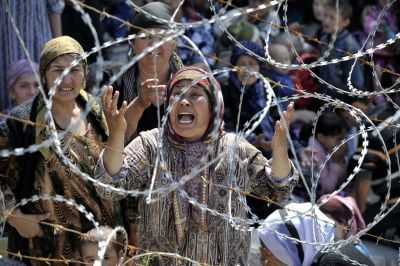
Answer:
[
  {"xmin": 2, "ymin": 60, "xmax": 39, "ymax": 121},
  {"xmin": 96, "ymin": 66, "xmax": 299, "ymax": 265},
  {"xmin": 300, "ymin": 112, "xmax": 349, "ymax": 197}
]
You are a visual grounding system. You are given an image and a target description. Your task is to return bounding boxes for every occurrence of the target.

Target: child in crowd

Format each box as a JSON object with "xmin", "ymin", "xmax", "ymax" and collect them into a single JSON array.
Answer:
[
  {"xmin": 80, "ymin": 226, "xmax": 125, "ymax": 266},
  {"xmin": 318, "ymin": 0, "xmax": 365, "ymax": 105},
  {"xmin": 272, "ymin": 33, "xmax": 320, "ymax": 110},
  {"xmin": 289, "ymin": 0, "xmax": 328, "ymax": 47},
  {"xmin": 267, "ymin": 43, "xmax": 296, "ymax": 114},
  {"xmin": 221, "ymin": 41, "xmax": 274, "ymax": 154},
  {"xmin": 300, "ymin": 112, "xmax": 349, "ymax": 198},
  {"xmin": 221, "ymin": 41, "xmax": 278, "ymax": 220}
]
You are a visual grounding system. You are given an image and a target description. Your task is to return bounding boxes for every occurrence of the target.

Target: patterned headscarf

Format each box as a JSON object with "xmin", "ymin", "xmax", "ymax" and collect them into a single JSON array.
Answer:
[
  {"xmin": 317, "ymin": 194, "xmax": 365, "ymax": 237},
  {"xmin": 165, "ymin": 66, "xmax": 224, "ymax": 142},
  {"xmin": 7, "ymin": 59, "xmax": 39, "ymax": 92},
  {"xmin": 39, "ymin": 36, "xmax": 86, "ymax": 78}
]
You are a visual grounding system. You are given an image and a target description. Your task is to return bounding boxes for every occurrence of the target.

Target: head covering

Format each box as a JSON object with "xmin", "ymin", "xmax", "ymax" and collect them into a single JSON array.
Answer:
[
  {"xmin": 231, "ymin": 40, "xmax": 265, "ymax": 70},
  {"xmin": 221, "ymin": 19, "xmax": 260, "ymax": 47},
  {"xmin": 39, "ymin": 36, "xmax": 85, "ymax": 77},
  {"xmin": 7, "ymin": 59, "xmax": 39, "ymax": 92},
  {"xmin": 258, "ymin": 202, "xmax": 335, "ymax": 266},
  {"xmin": 312, "ymin": 243, "xmax": 375, "ymax": 266},
  {"xmin": 131, "ymin": 2, "xmax": 172, "ymax": 35},
  {"xmin": 317, "ymin": 195, "xmax": 365, "ymax": 237},
  {"xmin": 165, "ymin": 66, "xmax": 224, "ymax": 142}
]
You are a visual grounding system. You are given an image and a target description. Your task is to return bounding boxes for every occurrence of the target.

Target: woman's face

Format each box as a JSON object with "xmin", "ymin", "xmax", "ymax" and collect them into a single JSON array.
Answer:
[
  {"xmin": 236, "ymin": 55, "xmax": 260, "ymax": 86},
  {"xmin": 10, "ymin": 73, "xmax": 39, "ymax": 105},
  {"xmin": 44, "ymin": 54, "xmax": 85, "ymax": 103},
  {"xmin": 313, "ymin": 0, "xmax": 326, "ymax": 22},
  {"xmin": 169, "ymin": 80, "xmax": 211, "ymax": 142},
  {"xmin": 133, "ymin": 28, "xmax": 176, "ymax": 67}
]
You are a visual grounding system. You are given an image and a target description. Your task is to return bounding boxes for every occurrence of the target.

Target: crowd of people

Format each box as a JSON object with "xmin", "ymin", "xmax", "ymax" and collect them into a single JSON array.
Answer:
[{"xmin": 1, "ymin": 0, "xmax": 400, "ymax": 265}]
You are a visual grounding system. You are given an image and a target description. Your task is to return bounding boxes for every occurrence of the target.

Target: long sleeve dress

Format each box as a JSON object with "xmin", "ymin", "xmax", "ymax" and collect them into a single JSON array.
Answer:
[
  {"xmin": 95, "ymin": 128, "xmax": 298, "ymax": 265},
  {"xmin": 0, "ymin": 91, "xmax": 121, "ymax": 263}
]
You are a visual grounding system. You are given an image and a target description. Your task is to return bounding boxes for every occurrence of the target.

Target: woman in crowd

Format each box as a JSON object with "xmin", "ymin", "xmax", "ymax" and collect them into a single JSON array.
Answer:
[
  {"xmin": 100, "ymin": 1, "xmax": 184, "ymax": 140},
  {"xmin": 95, "ymin": 66, "xmax": 298, "ymax": 265},
  {"xmin": 0, "ymin": 36, "xmax": 120, "ymax": 263},
  {"xmin": 1, "ymin": 60, "xmax": 40, "ymax": 121}
]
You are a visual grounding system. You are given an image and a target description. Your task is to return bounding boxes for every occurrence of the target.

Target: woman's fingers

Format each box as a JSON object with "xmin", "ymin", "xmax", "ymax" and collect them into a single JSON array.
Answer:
[
  {"xmin": 102, "ymin": 86, "xmax": 115, "ymax": 112},
  {"xmin": 118, "ymin": 101, "xmax": 128, "ymax": 118},
  {"xmin": 111, "ymin": 91, "xmax": 120, "ymax": 114}
]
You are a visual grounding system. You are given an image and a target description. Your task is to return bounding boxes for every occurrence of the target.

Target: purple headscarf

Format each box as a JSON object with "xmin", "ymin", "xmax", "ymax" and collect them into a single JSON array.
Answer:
[{"xmin": 7, "ymin": 59, "xmax": 39, "ymax": 92}]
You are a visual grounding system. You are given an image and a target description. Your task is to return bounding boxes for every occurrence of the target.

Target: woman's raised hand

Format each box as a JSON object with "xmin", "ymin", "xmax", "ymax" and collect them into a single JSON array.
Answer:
[
  {"xmin": 272, "ymin": 102, "xmax": 294, "ymax": 151},
  {"xmin": 271, "ymin": 102, "xmax": 294, "ymax": 179},
  {"xmin": 102, "ymin": 86, "xmax": 128, "ymax": 138},
  {"xmin": 137, "ymin": 78, "xmax": 167, "ymax": 108}
]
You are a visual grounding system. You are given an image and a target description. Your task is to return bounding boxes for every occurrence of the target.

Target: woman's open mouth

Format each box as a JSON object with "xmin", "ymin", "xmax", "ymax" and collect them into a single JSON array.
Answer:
[{"xmin": 178, "ymin": 113, "xmax": 194, "ymax": 124}]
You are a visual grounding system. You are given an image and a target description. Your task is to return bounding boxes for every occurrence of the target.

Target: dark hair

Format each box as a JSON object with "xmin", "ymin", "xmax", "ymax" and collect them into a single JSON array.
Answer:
[
  {"xmin": 315, "ymin": 112, "xmax": 347, "ymax": 137},
  {"xmin": 130, "ymin": 2, "xmax": 172, "ymax": 35},
  {"xmin": 325, "ymin": 0, "xmax": 353, "ymax": 20},
  {"xmin": 312, "ymin": 243, "xmax": 375, "ymax": 266}
]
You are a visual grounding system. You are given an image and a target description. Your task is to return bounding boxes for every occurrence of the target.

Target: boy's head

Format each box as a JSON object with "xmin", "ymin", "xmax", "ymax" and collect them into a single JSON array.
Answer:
[
  {"xmin": 268, "ymin": 44, "xmax": 291, "ymax": 75},
  {"xmin": 80, "ymin": 226, "xmax": 124, "ymax": 266},
  {"xmin": 322, "ymin": 0, "xmax": 352, "ymax": 34},
  {"xmin": 315, "ymin": 112, "xmax": 347, "ymax": 151}
]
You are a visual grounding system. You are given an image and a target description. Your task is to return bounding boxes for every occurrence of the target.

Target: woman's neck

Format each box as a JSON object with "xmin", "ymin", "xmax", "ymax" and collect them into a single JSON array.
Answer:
[{"xmin": 51, "ymin": 100, "xmax": 83, "ymax": 130}]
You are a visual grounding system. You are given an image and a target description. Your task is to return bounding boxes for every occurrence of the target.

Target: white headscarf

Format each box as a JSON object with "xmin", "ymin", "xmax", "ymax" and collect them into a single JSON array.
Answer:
[{"xmin": 258, "ymin": 203, "xmax": 335, "ymax": 266}]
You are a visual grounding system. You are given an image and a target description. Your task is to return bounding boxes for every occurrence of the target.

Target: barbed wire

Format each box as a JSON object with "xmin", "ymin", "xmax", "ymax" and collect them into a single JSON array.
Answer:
[{"xmin": 1, "ymin": 0, "xmax": 400, "ymax": 265}]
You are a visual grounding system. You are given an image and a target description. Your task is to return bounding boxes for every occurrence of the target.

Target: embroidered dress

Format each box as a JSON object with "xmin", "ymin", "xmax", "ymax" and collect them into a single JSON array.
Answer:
[
  {"xmin": 0, "ymin": 91, "xmax": 121, "ymax": 262},
  {"xmin": 95, "ymin": 66, "xmax": 298, "ymax": 265}
]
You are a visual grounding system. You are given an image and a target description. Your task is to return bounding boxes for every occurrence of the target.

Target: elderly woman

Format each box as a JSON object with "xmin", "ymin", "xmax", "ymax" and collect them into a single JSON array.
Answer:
[
  {"xmin": 0, "ymin": 36, "xmax": 120, "ymax": 262},
  {"xmin": 96, "ymin": 66, "xmax": 298, "ymax": 265}
]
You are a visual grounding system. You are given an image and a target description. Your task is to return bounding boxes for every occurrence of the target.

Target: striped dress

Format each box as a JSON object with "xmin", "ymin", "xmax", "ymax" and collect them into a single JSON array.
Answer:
[{"xmin": 0, "ymin": 0, "xmax": 64, "ymax": 110}]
